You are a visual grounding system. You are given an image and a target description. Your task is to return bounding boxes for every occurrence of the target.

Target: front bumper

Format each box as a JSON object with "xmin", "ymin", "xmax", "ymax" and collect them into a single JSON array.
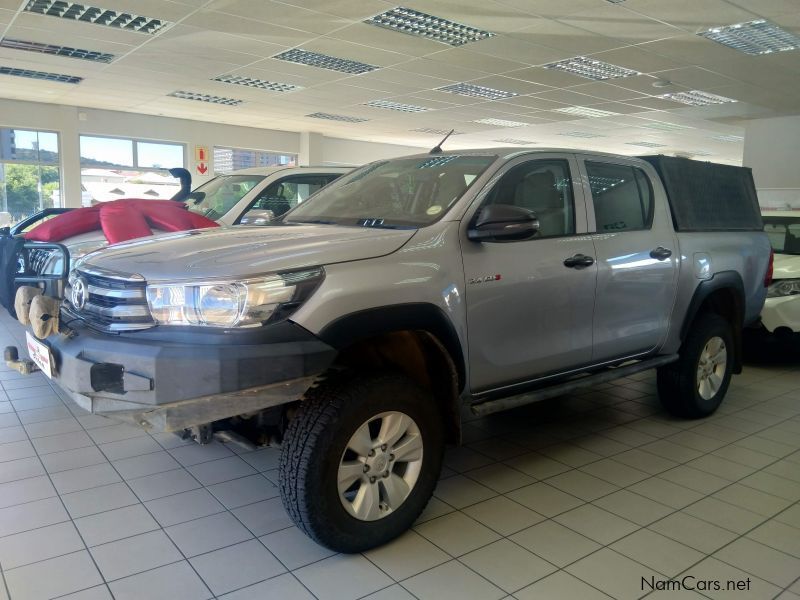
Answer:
[
  {"xmin": 760, "ymin": 295, "xmax": 800, "ymax": 333},
  {"xmin": 24, "ymin": 321, "xmax": 336, "ymax": 432}
]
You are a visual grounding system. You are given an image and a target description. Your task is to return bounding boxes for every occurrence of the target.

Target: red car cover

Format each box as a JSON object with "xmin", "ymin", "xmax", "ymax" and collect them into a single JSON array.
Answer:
[{"xmin": 24, "ymin": 199, "xmax": 219, "ymax": 244}]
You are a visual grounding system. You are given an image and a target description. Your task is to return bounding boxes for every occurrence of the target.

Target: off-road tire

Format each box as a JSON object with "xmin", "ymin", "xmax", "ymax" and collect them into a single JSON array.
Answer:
[
  {"xmin": 279, "ymin": 371, "xmax": 444, "ymax": 553},
  {"xmin": 657, "ymin": 312, "xmax": 734, "ymax": 418}
]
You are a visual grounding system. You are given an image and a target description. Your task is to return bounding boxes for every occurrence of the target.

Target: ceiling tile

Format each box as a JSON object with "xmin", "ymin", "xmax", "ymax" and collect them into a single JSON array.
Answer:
[
  {"xmin": 9, "ymin": 12, "xmax": 151, "ymax": 45},
  {"xmin": 725, "ymin": 0, "xmax": 800, "ymax": 18},
  {"xmin": 206, "ymin": 0, "xmax": 350, "ymax": 35},
  {"xmin": 271, "ymin": 0, "xmax": 390, "ymax": 20},
  {"xmin": 326, "ymin": 22, "xmax": 446, "ymax": 57},
  {"xmin": 494, "ymin": 0, "xmax": 609, "ymax": 19},
  {"xmin": 534, "ymin": 88, "xmax": 606, "ymax": 105},
  {"xmin": 182, "ymin": 10, "xmax": 313, "ymax": 48},
  {"xmin": 392, "ymin": 56, "xmax": 505, "ymax": 82},
  {"xmin": 566, "ymin": 81, "xmax": 649, "ymax": 101},
  {"xmin": 506, "ymin": 65, "xmax": 593, "ymax": 87},
  {"xmin": 620, "ymin": 0, "xmax": 758, "ymax": 32},
  {"xmin": 465, "ymin": 75, "xmax": 551, "ymax": 95},
  {"xmin": 494, "ymin": 96, "xmax": 571, "ymax": 111},
  {"xmin": 506, "ymin": 19, "xmax": 627, "ymax": 55},
  {"xmin": 558, "ymin": 6, "xmax": 685, "ymax": 44},
  {"xmin": 399, "ymin": 0, "xmax": 540, "ymax": 33},
  {"xmin": 465, "ymin": 36, "xmax": 567, "ymax": 66},
  {"xmin": 297, "ymin": 36, "xmax": 413, "ymax": 67},
  {"xmin": 588, "ymin": 46, "xmax": 688, "ymax": 74},
  {"xmin": 425, "ymin": 47, "xmax": 530, "ymax": 73}
]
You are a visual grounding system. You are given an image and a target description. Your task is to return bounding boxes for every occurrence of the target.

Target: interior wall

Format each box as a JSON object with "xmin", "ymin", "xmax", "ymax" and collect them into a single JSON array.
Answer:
[
  {"xmin": 0, "ymin": 98, "xmax": 424, "ymax": 208},
  {"xmin": 744, "ymin": 115, "xmax": 800, "ymax": 210}
]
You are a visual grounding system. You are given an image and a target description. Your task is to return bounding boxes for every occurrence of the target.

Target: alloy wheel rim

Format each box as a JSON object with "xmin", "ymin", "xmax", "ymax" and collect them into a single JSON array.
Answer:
[
  {"xmin": 337, "ymin": 411, "xmax": 423, "ymax": 521},
  {"xmin": 697, "ymin": 336, "xmax": 727, "ymax": 401}
]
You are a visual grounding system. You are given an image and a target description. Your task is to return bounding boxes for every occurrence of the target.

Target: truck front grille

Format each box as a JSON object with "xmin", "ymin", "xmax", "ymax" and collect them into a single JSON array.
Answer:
[{"xmin": 65, "ymin": 268, "xmax": 155, "ymax": 332}]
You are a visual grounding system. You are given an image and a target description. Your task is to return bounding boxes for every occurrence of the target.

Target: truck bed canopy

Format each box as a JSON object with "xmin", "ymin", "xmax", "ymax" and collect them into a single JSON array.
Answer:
[{"xmin": 639, "ymin": 155, "xmax": 763, "ymax": 232}]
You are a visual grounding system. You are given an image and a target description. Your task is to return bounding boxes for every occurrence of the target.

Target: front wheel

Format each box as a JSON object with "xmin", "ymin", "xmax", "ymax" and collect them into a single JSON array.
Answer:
[
  {"xmin": 279, "ymin": 372, "xmax": 444, "ymax": 553},
  {"xmin": 657, "ymin": 312, "xmax": 734, "ymax": 418}
]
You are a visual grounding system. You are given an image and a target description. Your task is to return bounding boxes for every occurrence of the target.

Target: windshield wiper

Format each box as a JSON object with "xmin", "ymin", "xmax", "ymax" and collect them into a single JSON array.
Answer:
[{"xmin": 287, "ymin": 219, "xmax": 336, "ymax": 225}]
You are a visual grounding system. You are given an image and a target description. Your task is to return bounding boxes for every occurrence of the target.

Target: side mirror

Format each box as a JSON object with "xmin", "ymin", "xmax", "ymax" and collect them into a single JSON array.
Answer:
[
  {"xmin": 468, "ymin": 204, "xmax": 539, "ymax": 242},
  {"xmin": 240, "ymin": 208, "xmax": 275, "ymax": 225}
]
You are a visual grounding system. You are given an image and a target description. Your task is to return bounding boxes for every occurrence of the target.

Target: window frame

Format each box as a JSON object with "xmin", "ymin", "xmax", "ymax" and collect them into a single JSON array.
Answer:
[
  {"xmin": 471, "ymin": 156, "xmax": 581, "ymax": 241},
  {"xmin": 0, "ymin": 127, "xmax": 63, "ymax": 215},
  {"xmin": 582, "ymin": 159, "xmax": 655, "ymax": 234},
  {"xmin": 212, "ymin": 145, "xmax": 298, "ymax": 175},
  {"xmin": 78, "ymin": 134, "xmax": 186, "ymax": 172}
]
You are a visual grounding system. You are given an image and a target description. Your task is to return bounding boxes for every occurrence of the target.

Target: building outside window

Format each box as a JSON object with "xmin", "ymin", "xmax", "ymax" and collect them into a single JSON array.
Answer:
[
  {"xmin": 0, "ymin": 128, "xmax": 61, "ymax": 225},
  {"xmin": 213, "ymin": 146, "xmax": 296, "ymax": 175},
  {"xmin": 79, "ymin": 135, "xmax": 185, "ymax": 206}
]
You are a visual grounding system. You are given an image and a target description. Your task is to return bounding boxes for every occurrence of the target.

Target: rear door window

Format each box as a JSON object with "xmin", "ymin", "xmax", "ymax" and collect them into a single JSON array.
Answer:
[{"xmin": 585, "ymin": 162, "xmax": 653, "ymax": 232}]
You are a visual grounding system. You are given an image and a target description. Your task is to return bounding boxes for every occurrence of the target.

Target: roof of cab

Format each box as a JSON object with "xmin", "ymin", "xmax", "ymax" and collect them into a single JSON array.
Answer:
[
  {"xmin": 220, "ymin": 165, "xmax": 353, "ymax": 176},
  {"xmin": 402, "ymin": 147, "xmax": 654, "ymax": 162}
]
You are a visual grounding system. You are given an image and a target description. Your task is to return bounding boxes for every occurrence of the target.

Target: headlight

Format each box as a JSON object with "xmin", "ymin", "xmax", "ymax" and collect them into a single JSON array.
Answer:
[
  {"xmin": 767, "ymin": 278, "xmax": 800, "ymax": 298},
  {"xmin": 146, "ymin": 267, "xmax": 323, "ymax": 327}
]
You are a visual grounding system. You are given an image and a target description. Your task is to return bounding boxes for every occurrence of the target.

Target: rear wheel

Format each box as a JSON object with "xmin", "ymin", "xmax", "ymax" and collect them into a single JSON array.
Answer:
[
  {"xmin": 657, "ymin": 312, "xmax": 734, "ymax": 418},
  {"xmin": 279, "ymin": 372, "xmax": 444, "ymax": 553}
]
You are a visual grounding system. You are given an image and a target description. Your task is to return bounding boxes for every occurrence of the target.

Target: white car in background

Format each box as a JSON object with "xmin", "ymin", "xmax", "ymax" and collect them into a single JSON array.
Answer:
[
  {"xmin": 761, "ymin": 211, "xmax": 800, "ymax": 336},
  {"xmin": 22, "ymin": 166, "xmax": 351, "ymax": 277}
]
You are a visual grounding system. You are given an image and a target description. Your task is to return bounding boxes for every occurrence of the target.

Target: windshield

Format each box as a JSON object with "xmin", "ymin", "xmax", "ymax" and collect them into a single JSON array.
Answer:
[
  {"xmin": 185, "ymin": 175, "xmax": 265, "ymax": 220},
  {"xmin": 763, "ymin": 216, "xmax": 800, "ymax": 255},
  {"xmin": 284, "ymin": 155, "xmax": 497, "ymax": 228}
]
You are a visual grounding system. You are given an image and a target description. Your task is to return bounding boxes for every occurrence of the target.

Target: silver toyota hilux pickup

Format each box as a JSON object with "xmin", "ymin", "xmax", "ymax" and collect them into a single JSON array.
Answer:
[{"xmin": 7, "ymin": 148, "xmax": 772, "ymax": 552}]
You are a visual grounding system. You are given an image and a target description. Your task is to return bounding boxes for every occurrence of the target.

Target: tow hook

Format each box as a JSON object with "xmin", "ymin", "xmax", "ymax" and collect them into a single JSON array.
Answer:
[{"xmin": 4, "ymin": 346, "xmax": 39, "ymax": 376}]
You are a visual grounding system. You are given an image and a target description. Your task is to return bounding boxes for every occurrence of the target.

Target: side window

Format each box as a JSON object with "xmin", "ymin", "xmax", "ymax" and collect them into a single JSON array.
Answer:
[
  {"xmin": 252, "ymin": 176, "xmax": 334, "ymax": 217},
  {"xmin": 484, "ymin": 159, "xmax": 575, "ymax": 238},
  {"xmin": 586, "ymin": 162, "xmax": 653, "ymax": 232}
]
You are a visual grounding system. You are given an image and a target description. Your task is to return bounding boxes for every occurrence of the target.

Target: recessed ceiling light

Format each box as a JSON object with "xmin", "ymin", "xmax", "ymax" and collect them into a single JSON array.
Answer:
[
  {"xmin": 24, "ymin": 0, "xmax": 170, "ymax": 34},
  {"xmin": 544, "ymin": 56, "xmax": 639, "ymax": 81},
  {"xmin": 168, "ymin": 91, "xmax": 242, "ymax": 106},
  {"xmin": 626, "ymin": 141, "xmax": 667, "ymax": 147},
  {"xmin": 0, "ymin": 65, "xmax": 82, "ymax": 83},
  {"xmin": 365, "ymin": 6, "xmax": 495, "ymax": 47},
  {"xmin": 474, "ymin": 118, "xmax": 529, "ymax": 128},
  {"xmin": 712, "ymin": 134, "xmax": 744, "ymax": 142},
  {"xmin": 307, "ymin": 112, "xmax": 369, "ymax": 122},
  {"xmin": 558, "ymin": 131, "xmax": 606, "ymax": 138},
  {"xmin": 493, "ymin": 138, "xmax": 536, "ymax": 145},
  {"xmin": 699, "ymin": 19, "xmax": 800, "ymax": 55},
  {"xmin": 640, "ymin": 121, "xmax": 692, "ymax": 131},
  {"xmin": 0, "ymin": 38, "xmax": 114, "ymax": 62},
  {"xmin": 212, "ymin": 74, "xmax": 301, "ymax": 92},
  {"xmin": 437, "ymin": 82, "xmax": 517, "ymax": 100},
  {"xmin": 363, "ymin": 100, "xmax": 430, "ymax": 112},
  {"xmin": 658, "ymin": 90, "xmax": 737, "ymax": 106},
  {"xmin": 555, "ymin": 106, "xmax": 620, "ymax": 117},
  {"xmin": 690, "ymin": 150, "xmax": 713, "ymax": 156},
  {"xmin": 273, "ymin": 48, "xmax": 378, "ymax": 74},
  {"xmin": 411, "ymin": 127, "xmax": 464, "ymax": 135},
  {"xmin": 605, "ymin": 0, "xmax": 626, "ymax": 3}
]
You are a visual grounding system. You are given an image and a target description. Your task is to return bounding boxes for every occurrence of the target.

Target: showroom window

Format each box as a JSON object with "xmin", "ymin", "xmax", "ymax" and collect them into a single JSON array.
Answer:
[
  {"xmin": 0, "ymin": 128, "xmax": 61, "ymax": 223},
  {"xmin": 213, "ymin": 146, "xmax": 297, "ymax": 175},
  {"xmin": 79, "ymin": 135, "xmax": 186, "ymax": 206},
  {"xmin": 484, "ymin": 159, "xmax": 575, "ymax": 238},
  {"xmin": 586, "ymin": 161, "xmax": 654, "ymax": 232}
]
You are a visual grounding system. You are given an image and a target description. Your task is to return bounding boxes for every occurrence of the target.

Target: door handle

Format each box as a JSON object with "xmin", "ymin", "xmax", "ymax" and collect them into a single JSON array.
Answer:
[
  {"xmin": 563, "ymin": 254, "xmax": 595, "ymax": 269},
  {"xmin": 650, "ymin": 247, "xmax": 672, "ymax": 260}
]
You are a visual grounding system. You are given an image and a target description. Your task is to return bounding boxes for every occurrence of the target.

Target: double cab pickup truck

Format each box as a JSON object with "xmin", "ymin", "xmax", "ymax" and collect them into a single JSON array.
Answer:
[{"xmin": 7, "ymin": 148, "xmax": 771, "ymax": 552}]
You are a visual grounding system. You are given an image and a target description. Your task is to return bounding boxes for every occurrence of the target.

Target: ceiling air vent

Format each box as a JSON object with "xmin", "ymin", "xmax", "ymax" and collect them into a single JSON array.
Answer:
[
  {"xmin": 640, "ymin": 121, "xmax": 692, "ymax": 131},
  {"xmin": 411, "ymin": 128, "xmax": 464, "ymax": 135},
  {"xmin": 493, "ymin": 138, "xmax": 536, "ymax": 145},
  {"xmin": 212, "ymin": 75, "xmax": 301, "ymax": 92},
  {"xmin": 363, "ymin": 100, "xmax": 430, "ymax": 112},
  {"xmin": 658, "ymin": 90, "xmax": 737, "ymax": 106},
  {"xmin": 712, "ymin": 134, "xmax": 744, "ymax": 142},
  {"xmin": 24, "ymin": 0, "xmax": 170, "ymax": 34},
  {"xmin": 0, "ymin": 38, "xmax": 114, "ymax": 62},
  {"xmin": 544, "ymin": 56, "xmax": 639, "ymax": 81},
  {"xmin": 0, "ymin": 65, "xmax": 82, "ymax": 83},
  {"xmin": 559, "ymin": 131, "xmax": 606, "ymax": 138},
  {"xmin": 474, "ymin": 118, "xmax": 529, "ymax": 128},
  {"xmin": 365, "ymin": 7, "xmax": 494, "ymax": 47},
  {"xmin": 699, "ymin": 19, "xmax": 800, "ymax": 55},
  {"xmin": 307, "ymin": 112, "xmax": 369, "ymax": 123},
  {"xmin": 273, "ymin": 49, "xmax": 378, "ymax": 74},
  {"xmin": 168, "ymin": 91, "xmax": 243, "ymax": 106},
  {"xmin": 437, "ymin": 82, "xmax": 517, "ymax": 100},
  {"xmin": 554, "ymin": 106, "xmax": 620, "ymax": 117},
  {"xmin": 626, "ymin": 141, "xmax": 667, "ymax": 148}
]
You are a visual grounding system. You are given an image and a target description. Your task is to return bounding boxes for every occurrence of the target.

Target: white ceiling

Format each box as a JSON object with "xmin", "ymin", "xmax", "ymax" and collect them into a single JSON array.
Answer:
[{"xmin": 1, "ymin": 0, "xmax": 799, "ymax": 163}]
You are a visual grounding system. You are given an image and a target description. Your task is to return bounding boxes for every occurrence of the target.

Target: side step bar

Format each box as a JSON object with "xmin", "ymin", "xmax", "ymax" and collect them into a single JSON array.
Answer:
[{"xmin": 470, "ymin": 354, "xmax": 679, "ymax": 417}]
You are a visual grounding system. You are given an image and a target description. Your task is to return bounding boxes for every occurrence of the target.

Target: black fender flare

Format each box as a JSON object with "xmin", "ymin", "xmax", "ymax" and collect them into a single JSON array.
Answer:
[
  {"xmin": 317, "ymin": 303, "xmax": 466, "ymax": 392},
  {"xmin": 680, "ymin": 271, "xmax": 746, "ymax": 372}
]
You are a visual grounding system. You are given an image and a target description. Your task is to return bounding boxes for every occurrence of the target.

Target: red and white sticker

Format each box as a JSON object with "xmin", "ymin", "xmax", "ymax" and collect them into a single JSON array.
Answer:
[{"xmin": 26, "ymin": 331, "xmax": 53, "ymax": 378}]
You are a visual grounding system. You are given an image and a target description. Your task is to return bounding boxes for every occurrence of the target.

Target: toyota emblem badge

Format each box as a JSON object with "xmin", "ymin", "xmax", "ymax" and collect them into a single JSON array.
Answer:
[{"xmin": 71, "ymin": 277, "xmax": 88, "ymax": 311}]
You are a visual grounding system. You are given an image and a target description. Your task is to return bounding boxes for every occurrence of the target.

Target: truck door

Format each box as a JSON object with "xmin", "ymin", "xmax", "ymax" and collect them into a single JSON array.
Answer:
[
  {"xmin": 576, "ymin": 156, "xmax": 679, "ymax": 362},
  {"xmin": 461, "ymin": 155, "xmax": 597, "ymax": 393}
]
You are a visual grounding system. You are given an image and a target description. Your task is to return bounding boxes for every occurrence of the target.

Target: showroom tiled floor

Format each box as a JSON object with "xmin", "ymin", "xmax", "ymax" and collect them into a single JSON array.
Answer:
[{"xmin": 0, "ymin": 313, "xmax": 799, "ymax": 600}]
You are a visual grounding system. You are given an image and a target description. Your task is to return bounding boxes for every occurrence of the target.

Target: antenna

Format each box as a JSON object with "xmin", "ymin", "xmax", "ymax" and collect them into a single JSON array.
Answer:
[{"xmin": 429, "ymin": 129, "xmax": 454, "ymax": 155}]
